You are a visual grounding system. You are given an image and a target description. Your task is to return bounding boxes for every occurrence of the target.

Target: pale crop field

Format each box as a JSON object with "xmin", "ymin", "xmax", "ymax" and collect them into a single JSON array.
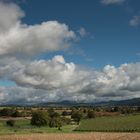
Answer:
[{"xmin": 0, "ymin": 133, "xmax": 140, "ymax": 140}]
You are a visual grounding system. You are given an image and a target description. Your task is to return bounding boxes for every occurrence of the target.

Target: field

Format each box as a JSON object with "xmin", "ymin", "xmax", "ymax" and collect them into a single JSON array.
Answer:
[
  {"xmin": 76, "ymin": 114, "xmax": 140, "ymax": 132},
  {"xmin": 0, "ymin": 133, "xmax": 140, "ymax": 140},
  {"xmin": 0, "ymin": 119, "xmax": 77, "ymax": 135},
  {"xmin": 0, "ymin": 108, "xmax": 140, "ymax": 140},
  {"xmin": 1, "ymin": 114, "xmax": 140, "ymax": 135}
]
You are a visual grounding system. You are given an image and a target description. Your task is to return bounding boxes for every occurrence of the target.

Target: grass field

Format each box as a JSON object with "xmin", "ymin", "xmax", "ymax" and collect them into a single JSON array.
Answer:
[
  {"xmin": 0, "ymin": 133, "xmax": 140, "ymax": 140},
  {"xmin": 75, "ymin": 114, "xmax": 140, "ymax": 132},
  {"xmin": 0, "ymin": 114, "xmax": 140, "ymax": 136},
  {"xmin": 0, "ymin": 119, "xmax": 77, "ymax": 135}
]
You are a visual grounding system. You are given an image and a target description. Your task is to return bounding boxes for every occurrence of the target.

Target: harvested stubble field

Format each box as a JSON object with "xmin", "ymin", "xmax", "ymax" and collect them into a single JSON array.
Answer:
[{"xmin": 0, "ymin": 133, "xmax": 140, "ymax": 140}]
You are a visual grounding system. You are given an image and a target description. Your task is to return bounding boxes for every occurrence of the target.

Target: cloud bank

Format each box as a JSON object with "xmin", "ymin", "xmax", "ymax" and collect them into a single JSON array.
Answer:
[{"xmin": 0, "ymin": 55, "xmax": 140, "ymax": 103}]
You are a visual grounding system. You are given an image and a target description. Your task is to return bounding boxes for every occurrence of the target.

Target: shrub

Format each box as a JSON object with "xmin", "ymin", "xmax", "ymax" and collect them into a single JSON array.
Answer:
[
  {"xmin": 114, "ymin": 107, "xmax": 119, "ymax": 112},
  {"xmin": 62, "ymin": 111, "xmax": 69, "ymax": 116},
  {"xmin": 47, "ymin": 108, "xmax": 54, "ymax": 116},
  {"xmin": 12, "ymin": 110, "xmax": 21, "ymax": 117},
  {"xmin": 61, "ymin": 117, "xmax": 71, "ymax": 125},
  {"xmin": 49, "ymin": 117, "xmax": 63, "ymax": 130},
  {"xmin": 47, "ymin": 109, "xmax": 63, "ymax": 129},
  {"xmin": 0, "ymin": 108, "xmax": 15, "ymax": 117},
  {"xmin": 49, "ymin": 112, "xmax": 60, "ymax": 118},
  {"xmin": 47, "ymin": 108, "xmax": 60, "ymax": 118},
  {"xmin": 71, "ymin": 111, "xmax": 83, "ymax": 124},
  {"xmin": 87, "ymin": 110, "xmax": 96, "ymax": 118},
  {"xmin": 95, "ymin": 107, "xmax": 101, "ymax": 112},
  {"xmin": 6, "ymin": 120, "xmax": 15, "ymax": 127},
  {"xmin": 56, "ymin": 118, "xmax": 63, "ymax": 130},
  {"xmin": 49, "ymin": 118, "xmax": 58, "ymax": 128},
  {"xmin": 31, "ymin": 111, "xmax": 49, "ymax": 127}
]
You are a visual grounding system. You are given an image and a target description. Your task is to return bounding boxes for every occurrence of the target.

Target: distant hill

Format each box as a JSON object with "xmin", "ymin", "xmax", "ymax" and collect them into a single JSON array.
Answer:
[
  {"xmin": 38, "ymin": 98, "xmax": 140, "ymax": 107},
  {"xmin": 92, "ymin": 98, "xmax": 140, "ymax": 107},
  {"xmin": 1, "ymin": 98, "xmax": 140, "ymax": 107},
  {"xmin": 36, "ymin": 98, "xmax": 140, "ymax": 107}
]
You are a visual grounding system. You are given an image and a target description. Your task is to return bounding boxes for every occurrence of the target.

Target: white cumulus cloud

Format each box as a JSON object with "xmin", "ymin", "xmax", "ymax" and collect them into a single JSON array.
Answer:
[
  {"xmin": 2, "ymin": 56, "xmax": 139, "ymax": 102},
  {"xmin": 1, "ymin": 56, "xmax": 140, "ymax": 103},
  {"xmin": 12, "ymin": 55, "xmax": 90, "ymax": 90},
  {"xmin": 0, "ymin": 2, "xmax": 76, "ymax": 57},
  {"xmin": 0, "ymin": 2, "xmax": 24, "ymax": 32}
]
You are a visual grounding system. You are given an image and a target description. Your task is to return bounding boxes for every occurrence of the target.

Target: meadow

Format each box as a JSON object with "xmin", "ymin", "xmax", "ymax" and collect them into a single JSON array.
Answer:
[
  {"xmin": 0, "ymin": 107, "xmax": 140, "ymax": 140},
  {"xmin": 0, "ymin": 119, "xmax": 77, "ymax": 135},
  {"xmin": 76, "ymin": 114, "xmax": 140, "ymax": 132},
  {"xmin": 0, "ymin": 114, "xmax": 140, "ymax": 135}
]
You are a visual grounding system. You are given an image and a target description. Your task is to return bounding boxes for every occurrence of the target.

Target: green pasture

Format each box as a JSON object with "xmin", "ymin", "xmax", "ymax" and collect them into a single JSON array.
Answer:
[
  {"xmin": 0, "ymin": 119, "xmax": 77, "ymax": 135},
  {"xmin": 0, "ymin": 114, "xmax": 140, "ymax": 134},
  {"xmin": 75, "ymin": 114, "xmax": 140, "ymax": 132}
]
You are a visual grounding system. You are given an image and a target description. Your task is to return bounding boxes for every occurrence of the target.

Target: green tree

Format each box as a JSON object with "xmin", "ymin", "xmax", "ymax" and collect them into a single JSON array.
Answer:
[
  {"xmin": 114, "ymin": 107, "xmax": 119, "ymax": 112},
  {"xmin": 62, "ymin": 111, "xmax": 69, "ymax": 116},
  {"xmin": 61, "ymin": 117, "xmax": 71, "ymax": 125},
  {"xmin": 71, "ymin": 111, "xmax": 83, "ymax": 124},
  {"xmin": 0, "ymin": 108, "xmax": 14, "ymax": 117},
  {"xmin": 49, "ymin": 118, "xmax": 57, "ymax": 128},
  {"xmin": 12, "ymin": 110, "xmax": 21, "ymax": 117},
  {"xmin": 6, "ymin": 120, "xmax": 15, "ymax": 127},
  {"xmin": 31, "ymin": 111, "xmax": 49, "ymax": 127},
  {"xmin": 49, "ymin": 112, "xmax": 60, "ymax": 118},
  {"xmin": 49, "ymin": 117, "xmax": 63, "ymax": 130},
  {"xmin": 56, "ymin": 118, "xmax": 63, "ymax": 130},
  {"xmin": 87, "ymin": 110, "xmax": 96, "ymax": 118}
]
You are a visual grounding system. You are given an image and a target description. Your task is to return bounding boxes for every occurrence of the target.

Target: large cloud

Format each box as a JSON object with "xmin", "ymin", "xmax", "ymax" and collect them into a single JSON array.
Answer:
[
  {"xmin": 0, "ymin": 86, "xmax": 96, "ymax": 104},
  {"xmin": 0, "ymin": 57, "xmax": 24, "ymax": 79},
  {"xmin": 0, "ymin": 56, "xmax": 140, "ymax": 103},
  {"xmin": 0, "ymin": 2, "xmax": 24, "ymax": 32},
  {"xmin": 12, "ymin": 55, "xmax": 91, "ymax": 90},
  {"xmin": 0, "ymin": 2, "xmax": 76, "ymax": 57},
  {"xmin": 2, "ymin": 55, "xmax": 138, "ymax": 103}
]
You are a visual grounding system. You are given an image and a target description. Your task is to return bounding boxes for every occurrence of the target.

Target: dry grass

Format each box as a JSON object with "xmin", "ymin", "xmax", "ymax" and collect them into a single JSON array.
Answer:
[
  {"xmin": 96, "ymin": 111, "xmax": 120, "ymax": 117},
  {"xmin": 0, "ymin": 133, "xmax": 140, "ymax": 140}
]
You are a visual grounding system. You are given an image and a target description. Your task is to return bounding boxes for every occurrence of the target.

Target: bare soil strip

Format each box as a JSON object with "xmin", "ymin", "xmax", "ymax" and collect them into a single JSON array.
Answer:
[{"xmin": 0, "ymin": 133, "xmax": 140, "ymax": 140}]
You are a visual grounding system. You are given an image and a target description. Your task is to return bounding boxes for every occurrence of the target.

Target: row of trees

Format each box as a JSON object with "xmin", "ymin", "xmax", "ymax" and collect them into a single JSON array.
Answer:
[
  {"xmin": 103, "ymin": 106, "xmax": 140, "ymax": 114},
  {"xmin": 0, "ymin": 108, "xmax": 29, "ymax": 117},
  {"xmin": 1, "ymin": 106, "xmax": 140, "ymax": 117},
  {"xmin": 30, "ymin": 109, "xmax": 96, "ymax": 129},
  {"xmin": 31, "ymin": 109, "xmax": 69, "ymax": 130}
]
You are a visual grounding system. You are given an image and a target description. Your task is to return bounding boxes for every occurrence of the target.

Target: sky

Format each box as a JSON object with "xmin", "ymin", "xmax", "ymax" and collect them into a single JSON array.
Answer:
[{"xmin": 0, "ymin": 0, "xmax": 140, "ymax": 104}]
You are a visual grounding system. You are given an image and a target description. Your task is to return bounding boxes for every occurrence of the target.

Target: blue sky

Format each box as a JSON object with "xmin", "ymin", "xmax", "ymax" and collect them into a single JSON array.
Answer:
[
  {"xmin": 0, "ymin": 0, "xmax": 140, "ymax": 103},
  {"xmin": 16, "ymin": 0, "xmax": 140, "ymax": 68}
]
